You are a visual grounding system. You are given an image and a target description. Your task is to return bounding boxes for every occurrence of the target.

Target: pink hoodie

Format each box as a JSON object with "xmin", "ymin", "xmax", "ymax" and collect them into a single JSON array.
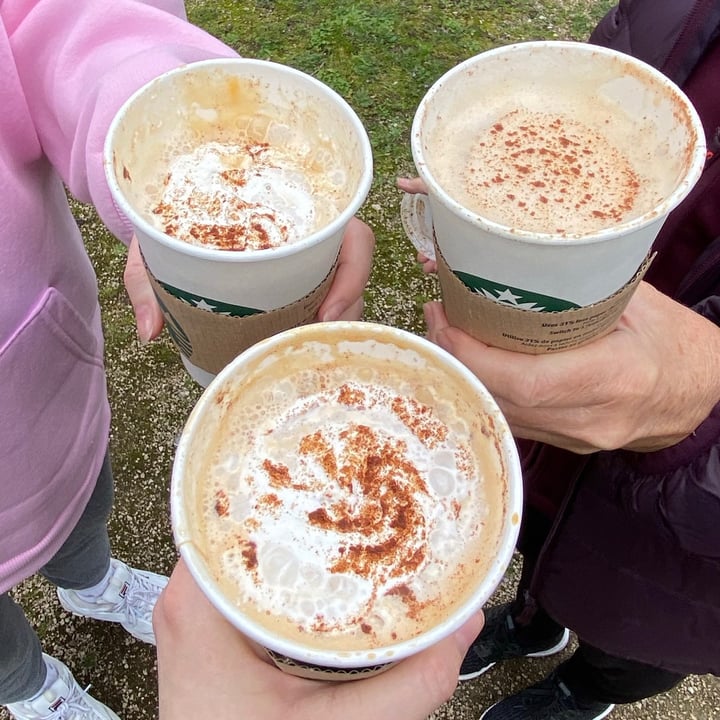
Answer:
[{"xmin": 0, "ymin": 0, "xmax": 236, "ymax": 593}]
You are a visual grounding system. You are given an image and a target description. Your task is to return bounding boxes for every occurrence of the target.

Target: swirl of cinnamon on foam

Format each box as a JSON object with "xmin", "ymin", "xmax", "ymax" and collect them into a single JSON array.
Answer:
[{"xmin": 200, "ymin": 371, "xmax": 489, "ymax": 645}]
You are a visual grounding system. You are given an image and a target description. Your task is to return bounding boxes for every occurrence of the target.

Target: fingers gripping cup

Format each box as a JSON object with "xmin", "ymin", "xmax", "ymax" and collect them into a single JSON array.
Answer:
[
  {"xmin": 105, "ymin": 59, "xmax": 373, "ymax": 385},
  {"xmin": 171, "ymin": 321, "xmax": 522, "ymax": 680},
  {"xmin": 405, "ymin": 41, "xmax": 706, "ymax": 353}
]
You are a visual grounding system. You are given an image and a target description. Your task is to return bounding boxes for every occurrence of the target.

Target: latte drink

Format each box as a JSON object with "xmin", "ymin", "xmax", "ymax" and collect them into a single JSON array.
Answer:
[
  {"xmin": 105, "ymin": 59, "xmax": 373, "ymax": 386},
  {"xmin": 172, "ymin": 322, "xmax": 522, "ymax": 673},
  {"xmin": 115, "ymin": 67, "xmax": 356, "ymax": 252},
  {"xmin": 410, "ymin": 41, "xmax": 705, "ymax": 311},
  {"xmin": 438, "ymin": 108, "xmax": 652, "ymax": 237},
  {"xmin": 147, "ymin": 132, "xmax": 348, "ymax": 252},
  {"xmin": 149, "ymin": 140, "xmax": 339, "ymax": 251}
]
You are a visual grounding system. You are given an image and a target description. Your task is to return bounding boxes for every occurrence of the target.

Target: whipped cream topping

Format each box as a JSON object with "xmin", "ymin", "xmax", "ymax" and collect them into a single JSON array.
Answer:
[{"xmin": 150, "ymin": 141, "xmax": 336, "ymax": 250}]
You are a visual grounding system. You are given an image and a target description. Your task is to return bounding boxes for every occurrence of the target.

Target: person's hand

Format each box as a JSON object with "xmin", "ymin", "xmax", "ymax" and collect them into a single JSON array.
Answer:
[
  {"xmin": 317, "ymin": 216, "xmax": 375, "ymax": 321},
  {"xmin": 123, "ymin": 216, "xmax": 374, "ymax": 344},
  {"xmin": 424, "ymin": 282, "xmax": 720, "ymax": 454},
  {"xmin": 397, "ymin": 176, "xmax": 427, "ymax": 198},
  {"xmin": 397, "ymin": 177, "xmax": 437, "ymax": 274},
  {"xmin": 123, "ymin": 234, "xmax": 165, "ymax": 342},
  {"xmin": 154, "ymin": 559, "xmax": 484, "ymax": 720}
]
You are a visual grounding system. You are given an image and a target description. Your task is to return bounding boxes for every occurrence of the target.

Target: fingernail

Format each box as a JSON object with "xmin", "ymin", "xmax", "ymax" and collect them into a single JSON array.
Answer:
[
  {"xmin": 319, "ymin": 304, "xmax": 341, "ymax": 322},
  {"xmin": 435, "ymin": 328, "xmax": 454, "ymax": 352},
  {"xmin": 424, "ymin": 304, "xmax": 454, "ymax": 352},
  {"xmin": 137, "ymin": 308, "xmax": 153, "ymax": 344},
  {"xmin": 423, "ymin": 302, "xmax": 438, "ymax": 330}
]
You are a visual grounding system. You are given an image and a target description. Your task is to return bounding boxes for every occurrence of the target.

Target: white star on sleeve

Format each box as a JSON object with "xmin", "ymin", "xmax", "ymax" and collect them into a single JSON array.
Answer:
[{"xmin": 494, "ymin": 288, "xmax": 523, "ymax": 304}]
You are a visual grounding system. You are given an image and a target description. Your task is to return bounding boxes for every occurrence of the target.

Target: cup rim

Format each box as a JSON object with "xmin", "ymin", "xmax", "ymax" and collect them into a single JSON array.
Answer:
[
  {"xmin": 103, "ymin": 57, "xmax": 374, "ymax": 263},
  {"xmin": 410, "ymin": 40, "xmax": 707, "ymax": 247},
  {"xmin": 171, "ymin": 320, "xmax": 523, "ymax": 668}
]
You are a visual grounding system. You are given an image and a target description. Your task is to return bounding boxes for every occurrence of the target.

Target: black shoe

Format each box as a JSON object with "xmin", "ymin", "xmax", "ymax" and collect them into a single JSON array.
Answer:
[
  {"xmin": 459, "ymin": 602, "xmax": 570, "ymax": 680},
  {"xmin": 479, "ymin": 672, "xmax": 615, "ymax": 720}
]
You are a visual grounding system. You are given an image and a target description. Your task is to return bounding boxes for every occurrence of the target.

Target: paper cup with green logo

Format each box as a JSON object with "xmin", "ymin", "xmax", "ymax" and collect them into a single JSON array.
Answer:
[
  {"xmin": 105, "ymin": 58, "xmax": 373, "ymax": 385},
  {"xmin": 405, "ymin": 41, "xmax": 705, "ymax": 352},
  {"xmin": 172, "ymin": 321, "xmax": 523, "ymax": 681}
]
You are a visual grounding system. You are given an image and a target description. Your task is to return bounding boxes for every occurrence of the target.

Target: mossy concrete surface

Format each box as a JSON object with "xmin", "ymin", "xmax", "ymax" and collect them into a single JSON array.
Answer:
[{"xmin": 4, "ymin": 2, "xmax": 719, "ymax": 719}]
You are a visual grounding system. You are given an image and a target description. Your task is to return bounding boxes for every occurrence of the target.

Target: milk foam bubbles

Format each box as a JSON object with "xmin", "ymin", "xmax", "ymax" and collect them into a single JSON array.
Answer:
[{"xmin": 150, "ymin": 140, "xmax": 341, "ymax": 250}]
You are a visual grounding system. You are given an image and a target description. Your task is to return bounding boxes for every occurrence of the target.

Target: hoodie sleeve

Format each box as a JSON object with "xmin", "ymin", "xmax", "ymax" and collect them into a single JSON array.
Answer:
[{"xmin": 4, "ymin": 0, "xmax": 238, "ymax": 243}]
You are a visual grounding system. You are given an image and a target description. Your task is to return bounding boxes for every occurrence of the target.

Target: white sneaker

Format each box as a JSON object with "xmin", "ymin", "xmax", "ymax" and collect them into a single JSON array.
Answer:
[
  {"xmin": 57, "ymin": 559, "xmax": 167, "ymax": 645},
  {"xmin": 5, "ymin": 654, "xmax": 120, "ymax": 720}
]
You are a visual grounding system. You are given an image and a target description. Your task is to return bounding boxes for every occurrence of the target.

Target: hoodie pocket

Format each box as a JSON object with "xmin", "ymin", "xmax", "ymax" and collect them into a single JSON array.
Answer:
[{"xmin": 0, "ymin": 287, "xmax": 108, "ymax": 585}]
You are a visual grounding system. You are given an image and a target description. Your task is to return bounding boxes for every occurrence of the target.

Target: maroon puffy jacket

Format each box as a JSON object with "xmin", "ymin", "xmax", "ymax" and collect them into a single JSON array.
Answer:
[{"xmin": 522, "ymin": 0, "xmax": 720, "ymax": 676}]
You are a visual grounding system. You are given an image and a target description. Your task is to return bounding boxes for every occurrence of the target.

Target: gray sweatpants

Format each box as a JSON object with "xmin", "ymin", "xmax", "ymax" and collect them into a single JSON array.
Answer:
[{"xmin": 0, "ymin": 451, "xmax": 113, "ymax": 704}]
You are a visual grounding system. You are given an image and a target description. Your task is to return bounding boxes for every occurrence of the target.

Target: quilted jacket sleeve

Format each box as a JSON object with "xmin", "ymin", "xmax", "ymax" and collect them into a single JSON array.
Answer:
[{"xmin": 588, "ymin": 0, "xmax": 695, "ymax": 71}]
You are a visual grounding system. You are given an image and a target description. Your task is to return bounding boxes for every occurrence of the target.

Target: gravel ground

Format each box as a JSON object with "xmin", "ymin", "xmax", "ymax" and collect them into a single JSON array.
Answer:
[{"xmin": 3, "ymin": 195, "xmax": 719, "ymax": 720}]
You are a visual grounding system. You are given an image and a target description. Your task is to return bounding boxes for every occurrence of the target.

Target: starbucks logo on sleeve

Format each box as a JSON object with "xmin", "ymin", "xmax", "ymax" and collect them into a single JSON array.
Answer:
[{"xmin": 453, "ymin": 271, "xmax": 580, "ymax": 312}]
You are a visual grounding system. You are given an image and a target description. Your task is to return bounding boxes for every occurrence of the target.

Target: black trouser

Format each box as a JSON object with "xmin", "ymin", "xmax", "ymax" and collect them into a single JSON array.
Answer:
[{"xmin": 512, "ymin": 505, "xmax": 686, "ymax": 705}]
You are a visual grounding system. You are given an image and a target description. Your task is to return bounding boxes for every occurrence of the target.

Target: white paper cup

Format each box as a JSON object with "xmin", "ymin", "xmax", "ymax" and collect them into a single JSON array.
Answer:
[
  {"xmin": 409, "ymin": 41, "xmax": 706, "ymax": 311},
  {"xmin": 171, "ymin": 321, "xmax": 522, "ymax": 679},
  {"xmin": 105, "ymin": 59, "xmax": 373, "ymax": 386}
]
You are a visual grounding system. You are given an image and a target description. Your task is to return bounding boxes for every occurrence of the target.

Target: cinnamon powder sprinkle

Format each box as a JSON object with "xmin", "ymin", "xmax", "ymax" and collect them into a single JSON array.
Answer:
[
  {"xmin": 232, "ymin": 383, "xmax": 471, "ymax": 632},
  {"xmin": 391, "ymin": 396, "xmax": 448, "ymax": 448},
  {"xmin": 150, "ymin": 141, "xmax": 291, "ymax": 250},
  {"xmin": 261, "ymin": 459, "xmax": 313, "ymax": 492},
  {"xmin": 338, "ymin": 384, "xmax": 367, "ymax": 406},
  {"xmin": 301, "ymin": 419, "xmax": 430, "ymax": 618},
  {"xmin": 299, "ymin": 431, "xmax": 339, "ymax": 482},
  {"xmin": 262, "ymin": 459, "xmax": 291, "ymax": 487},
  {"xmin": 214, "ymin": 489, "xmax": 230, "ymax": 517},
  {"xmin": 240, "ymin": 540, "xmax": 258, "ymax": 571},
  {"xmin": 464, "ymin": 110, "xmax": 643, "ymax": 234},
  {"xmin": 258, "ymin": 493, "xmax": 282, "ymax": 510},
  {"xmin": 386, "ymin": 583, "xmax": 423, "ymax": 620}
]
